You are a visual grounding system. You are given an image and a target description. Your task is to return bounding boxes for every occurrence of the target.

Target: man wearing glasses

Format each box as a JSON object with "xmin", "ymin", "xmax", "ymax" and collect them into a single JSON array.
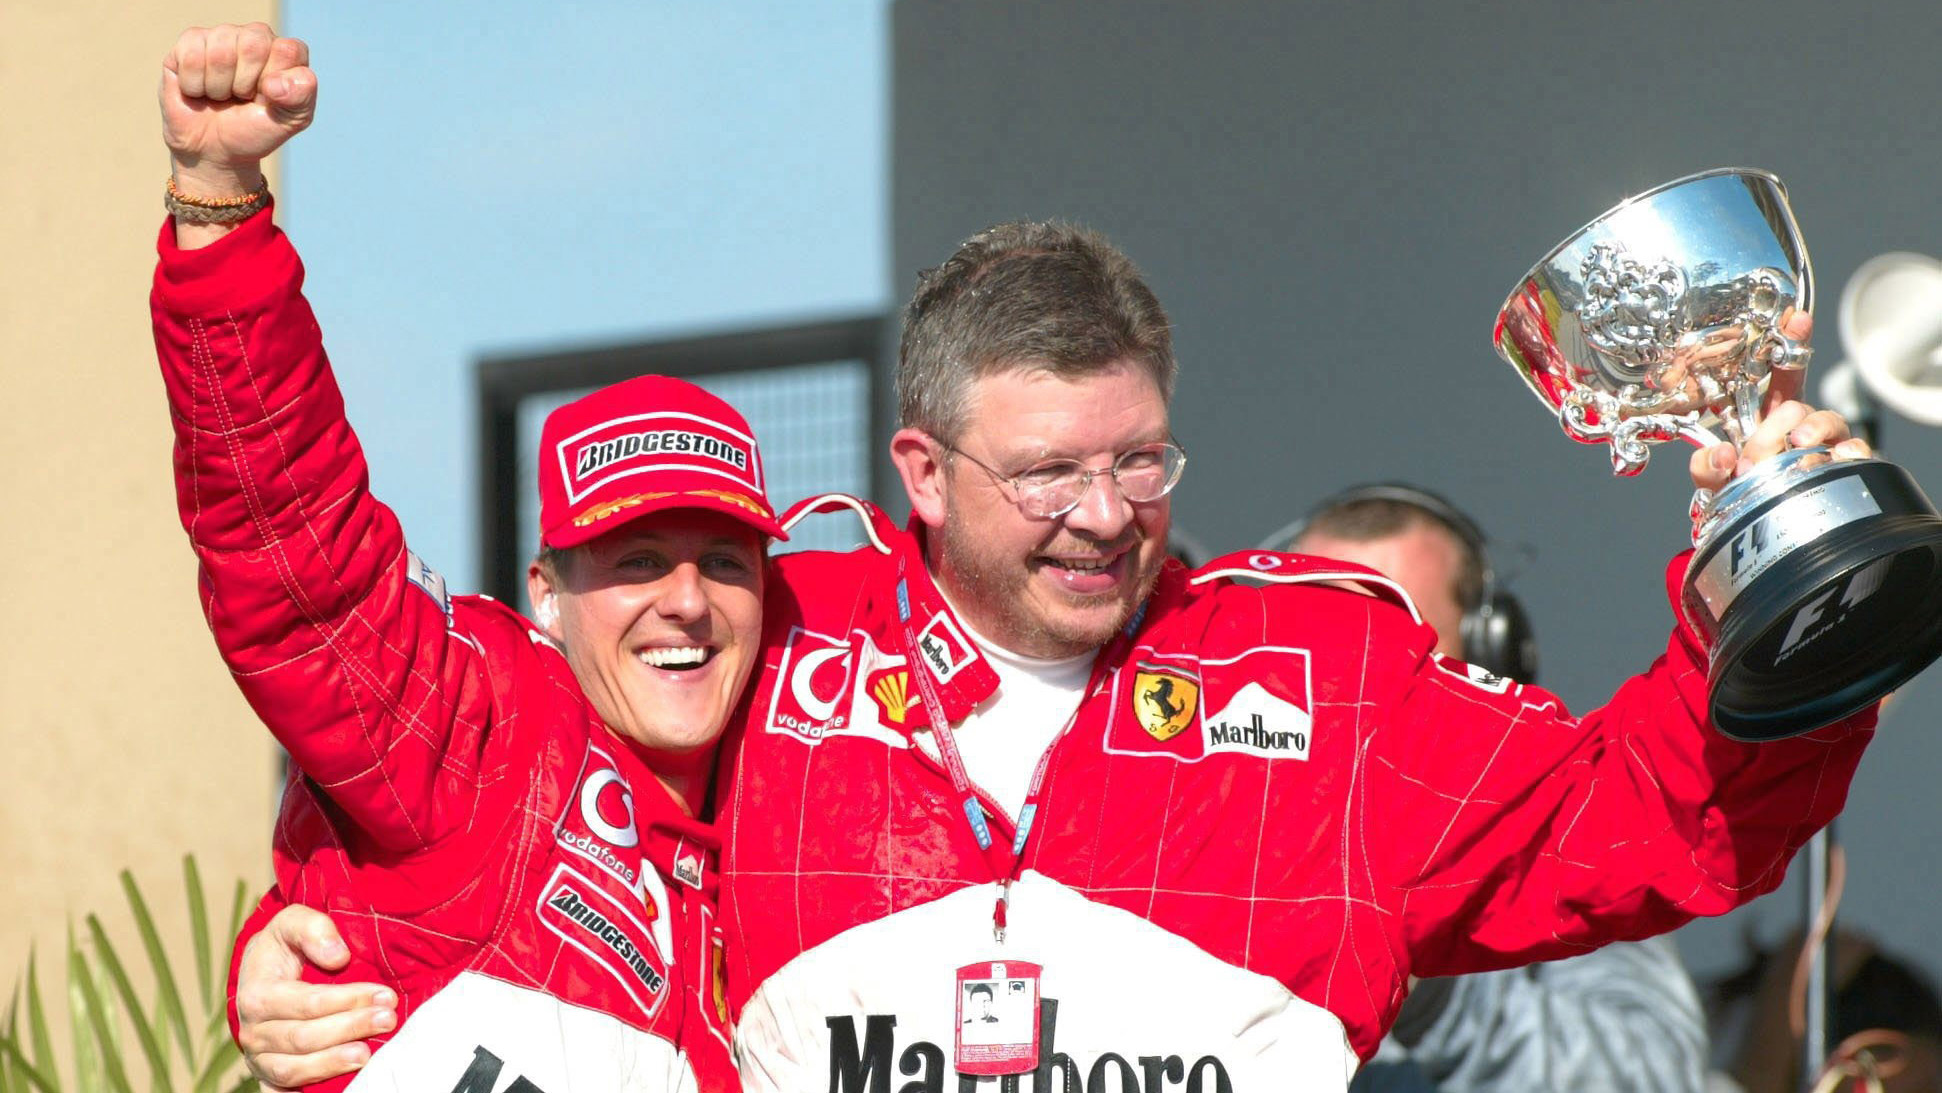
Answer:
[
  {"xmin": 708, "ymin": 220, "xmax": 1868, "ymax": 1093},
  {"xmin": 241, "ymin": 220, "xmax": 1876, "ymax": 1092}
]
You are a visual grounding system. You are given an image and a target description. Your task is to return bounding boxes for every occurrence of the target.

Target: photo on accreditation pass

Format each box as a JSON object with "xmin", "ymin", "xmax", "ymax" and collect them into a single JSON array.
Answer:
[{"xmin": 958, "ymin": 978, "xmax": 1033, "ymax": 1041}]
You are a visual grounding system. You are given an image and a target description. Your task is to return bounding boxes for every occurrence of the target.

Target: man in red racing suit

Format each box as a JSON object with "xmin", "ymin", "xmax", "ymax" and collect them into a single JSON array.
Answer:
[
  {"xmin": 155, "ymin": 202, "xmax": 746, "ymax": 1091},
  {"xmin": 151, "ymin": 24, "xmax": 771, "ymax": 1086},
  {"xmin": 712, "ymin": 498, "xmax": 1872, "ymax": 1092},
  {"xmin": 156, "ymin": 202, "xmax": 744, "ymax": 1092}
]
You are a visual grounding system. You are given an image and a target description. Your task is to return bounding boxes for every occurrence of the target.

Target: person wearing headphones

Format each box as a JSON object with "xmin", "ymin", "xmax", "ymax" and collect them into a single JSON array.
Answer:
[{"xmin": 1279, "ymin": 485, "xmax": 1707, "ymax": 1093}]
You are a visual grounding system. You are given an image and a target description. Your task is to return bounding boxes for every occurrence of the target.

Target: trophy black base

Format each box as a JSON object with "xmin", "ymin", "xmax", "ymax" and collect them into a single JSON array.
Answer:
[{"xmin": 1691, "ymin": 461, "xmax": 1942, "ymax": 741}]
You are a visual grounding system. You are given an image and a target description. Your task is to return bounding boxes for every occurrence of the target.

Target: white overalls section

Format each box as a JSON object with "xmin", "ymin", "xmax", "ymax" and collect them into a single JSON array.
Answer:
[
  {"xmin": 735, "ymin": 871, "xmax": 1356, "ymax": 1093},
  {"xmin": 346, "ymin": 972, "xmax": 699, "ymax": 1093}
]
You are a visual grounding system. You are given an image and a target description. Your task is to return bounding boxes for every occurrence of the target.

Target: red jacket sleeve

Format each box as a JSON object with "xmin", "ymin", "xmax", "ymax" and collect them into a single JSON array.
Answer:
[
  {"xmin": 151, "ymin": 209, "xmax": 498, "ymax": 854},
  {"xmin": 1368, "ymin": 552, "xmax": 1873, "ymax": 976}
]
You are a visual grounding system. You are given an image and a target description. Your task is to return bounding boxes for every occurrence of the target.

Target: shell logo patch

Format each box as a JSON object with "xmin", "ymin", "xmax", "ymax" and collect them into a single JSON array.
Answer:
[
  {"xmin": 868, "ymin": 669, "xmax": 922, "ymax": 726},
  {"xmin": 1133, "ymin": 668, "xmax": 1199, "ymax": 742}
]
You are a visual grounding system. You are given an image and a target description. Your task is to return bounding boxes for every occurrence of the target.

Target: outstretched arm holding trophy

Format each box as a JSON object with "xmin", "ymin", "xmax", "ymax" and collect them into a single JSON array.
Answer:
[{"xmin": 1495, "ymin": 168, "xmax": 1942, "ymax": 741}]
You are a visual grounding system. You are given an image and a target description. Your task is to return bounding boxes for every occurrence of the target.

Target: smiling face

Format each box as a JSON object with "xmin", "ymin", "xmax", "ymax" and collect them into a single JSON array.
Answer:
[
  {"xmin": 897, "ymin": 360, "xmax": 1172, "ymax": 659},
  {"xmin": 528, "ymin": 509, "xmax": 765, "ymax": 775}
]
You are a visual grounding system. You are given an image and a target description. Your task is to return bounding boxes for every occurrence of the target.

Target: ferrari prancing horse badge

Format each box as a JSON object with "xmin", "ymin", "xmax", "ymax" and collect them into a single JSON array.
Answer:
[{"xmin": 1133, "ymin": 667, "xmax": 1198, "ymax": 742}]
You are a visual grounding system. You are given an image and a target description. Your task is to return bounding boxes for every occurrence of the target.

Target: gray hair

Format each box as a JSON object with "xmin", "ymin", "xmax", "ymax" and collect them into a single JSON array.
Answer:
[{"xmin": 897, "ymin": 220, "xmax": 1175, "ymax": 443}]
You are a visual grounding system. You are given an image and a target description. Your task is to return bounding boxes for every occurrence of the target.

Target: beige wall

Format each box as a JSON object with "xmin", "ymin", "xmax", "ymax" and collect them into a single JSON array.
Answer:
[{"xmin": 0, "ymin": 0, "xmax": 280, "ymax": 1018}]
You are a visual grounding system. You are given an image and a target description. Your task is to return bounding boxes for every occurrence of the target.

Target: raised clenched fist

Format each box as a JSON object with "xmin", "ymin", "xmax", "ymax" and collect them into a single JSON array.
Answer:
[{"xmin": 161, "ymin": 23, "xmax": 315, "ymax": 196}]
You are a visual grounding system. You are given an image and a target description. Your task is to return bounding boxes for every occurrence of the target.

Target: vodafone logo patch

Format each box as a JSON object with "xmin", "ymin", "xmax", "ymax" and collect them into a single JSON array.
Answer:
[
  {"xmin": 766, "ymin": 626, "xmax": 857, "ymax": 740},
  {"xmin": 580, "ymin": 767, "xmax": 639, "ymax": 848},
  {"xmin": 558, "ymin": 744, "xmax": 646, "ymax": 894}
]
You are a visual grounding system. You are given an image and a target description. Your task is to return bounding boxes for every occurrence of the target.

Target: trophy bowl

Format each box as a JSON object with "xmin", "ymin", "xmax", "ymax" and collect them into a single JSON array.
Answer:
[{"xmin": 1494, "ymin": 168, "xmax": 1942, "ymax": 740}]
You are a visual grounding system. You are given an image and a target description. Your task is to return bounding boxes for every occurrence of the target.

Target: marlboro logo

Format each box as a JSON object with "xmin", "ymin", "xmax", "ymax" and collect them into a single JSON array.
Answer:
[
  {"xmin": 916, "ymin": 612, "xmax": 974, "ymax": 683},
  {"xmin": 825, "ymin": 1001, "xmax": 1234, "ymax": 1093},
  {"xmin": 1201, "ymin": 682, "xmax": 1310, "ymax": 760}
]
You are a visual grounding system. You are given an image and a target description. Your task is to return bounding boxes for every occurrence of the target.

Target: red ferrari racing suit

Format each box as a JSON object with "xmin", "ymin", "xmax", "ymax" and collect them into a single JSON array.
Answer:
[
  {"xmin": 154, "ymin": 210, "xmax": 736, "ymax": 1093},
  {"xmin": 716, "ymin": 499, "xmax": 1874, "ymax": 1092}
]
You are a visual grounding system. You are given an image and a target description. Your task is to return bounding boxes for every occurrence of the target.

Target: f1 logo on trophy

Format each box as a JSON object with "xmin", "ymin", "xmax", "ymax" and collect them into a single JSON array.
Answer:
[{"xmin": 1494, "ymin": 168, "xmax": 1942, "ymax": 740}]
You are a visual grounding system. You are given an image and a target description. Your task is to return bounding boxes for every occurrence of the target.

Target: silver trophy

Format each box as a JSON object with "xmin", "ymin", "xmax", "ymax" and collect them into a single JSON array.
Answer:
[{"xmin": 1494, "ymin": 168, "xmax": 1942, "ymax": 740}]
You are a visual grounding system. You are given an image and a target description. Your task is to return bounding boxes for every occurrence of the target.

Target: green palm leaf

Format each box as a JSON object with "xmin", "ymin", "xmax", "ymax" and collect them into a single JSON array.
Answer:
[
  {"xmin": 82, "ymin": 916, "xmax": 171, "ymax": 1093},
  {"xmin": 67, "ymin": 942, "xmax": 132, "ymax": 1093},
  {"xmin": 201, "ymin": 1009, "xmax": 230, "ymax": 1054},
  {"xmin": 0, "ymin": 1033, "xmax": 57, "ymax": 1093},
  {"xmin": 120, "ymin": 869, "xmax": 194, "ymax": 1064},
  {"xmin": 65, "ymin": 927, "xmax": 98, "ymax": 1093},
  {"xmin": 21, "ymin": 955, "xmax": 54, "ymax": 1093},
  {"xmin": 184, "ymin": 860, "xmax": 212, "ymax": 1018},
  {"xmin": 12, "ymin": 859, "xmax": 256, "ymax": 1093},
  {"xmin": 224, "ymin": 883, "xmax": 247, "ymax": 973},
  {"xmin": 1, "ymin": 993, "xmax": 13, "ymax": 1093},
  {"xmin": 189, "ymin": 1037, "xmax": 241, "ymax": 1093}
]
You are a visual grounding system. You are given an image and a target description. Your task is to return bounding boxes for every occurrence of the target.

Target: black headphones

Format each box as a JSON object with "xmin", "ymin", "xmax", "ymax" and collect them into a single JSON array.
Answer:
[{"xmin": 1259, "ymin": 483, "xmax": 1539, "ymax": 685}]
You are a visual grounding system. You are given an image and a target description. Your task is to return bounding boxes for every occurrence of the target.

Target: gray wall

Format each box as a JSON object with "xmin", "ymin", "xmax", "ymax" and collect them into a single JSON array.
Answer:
[{"xmin": 891, "ymin": 0, "xmax": 1942, "ymax": 988}]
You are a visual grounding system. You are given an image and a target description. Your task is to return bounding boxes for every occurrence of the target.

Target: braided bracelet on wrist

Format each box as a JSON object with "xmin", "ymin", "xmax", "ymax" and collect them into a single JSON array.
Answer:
[{"xmin": 164, "ymin": 175, "xmax": 270, "ymax": 224}]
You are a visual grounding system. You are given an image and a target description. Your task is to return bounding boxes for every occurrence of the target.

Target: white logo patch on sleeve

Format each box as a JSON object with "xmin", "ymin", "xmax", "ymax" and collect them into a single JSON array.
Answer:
[
  {"xmin": 404, "ymin": 550, "xmax": 453, "ymax": 622},
  {"xmin": 1431, "ymin": 654, "xmax": 1515, "ymax": 695}
]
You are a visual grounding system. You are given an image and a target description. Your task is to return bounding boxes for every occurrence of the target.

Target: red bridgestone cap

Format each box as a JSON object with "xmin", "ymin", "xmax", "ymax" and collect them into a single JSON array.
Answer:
[{"xmin": 537, "ymin": 375, "xmax": 787, "ymax": 549}]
